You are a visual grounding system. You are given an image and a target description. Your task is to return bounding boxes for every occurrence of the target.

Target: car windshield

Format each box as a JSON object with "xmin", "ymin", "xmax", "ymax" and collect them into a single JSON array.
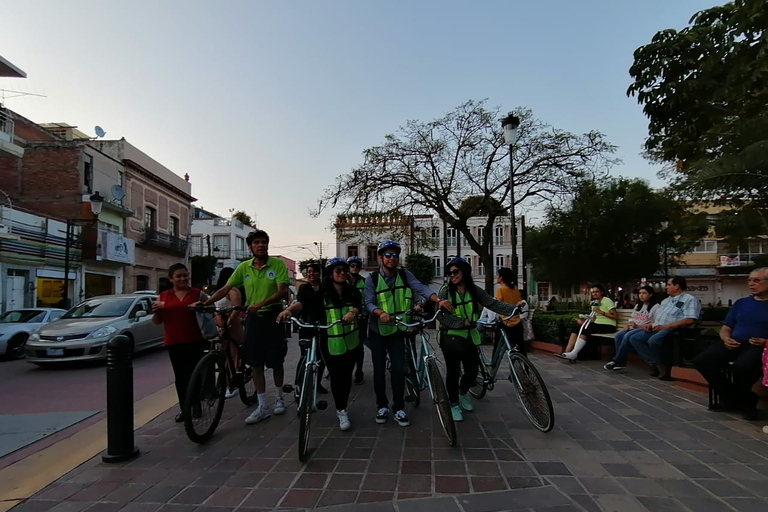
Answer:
[
  {"xmin": 0, "ymin": 310, "xmax": 46, "ymax": 323},
  {"xmin": 62, "ymin": 298, "xmax": 134, "ymax": 319}
]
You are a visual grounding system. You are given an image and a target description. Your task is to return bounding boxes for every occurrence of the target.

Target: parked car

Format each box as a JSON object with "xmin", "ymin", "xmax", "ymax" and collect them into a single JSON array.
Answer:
[
  {"xmin": 25, "ymin": 294, "xmax": 164, "ymax": 364},
  {"xmin": 0, "ymin": 308, "xmax": 66, "ymax": 360}
]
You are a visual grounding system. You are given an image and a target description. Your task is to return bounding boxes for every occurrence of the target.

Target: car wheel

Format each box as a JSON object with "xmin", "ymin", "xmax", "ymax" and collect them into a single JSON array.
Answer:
[{"xmin": 7, "ymin": 333, "xmax": 28, "ymax": 360}]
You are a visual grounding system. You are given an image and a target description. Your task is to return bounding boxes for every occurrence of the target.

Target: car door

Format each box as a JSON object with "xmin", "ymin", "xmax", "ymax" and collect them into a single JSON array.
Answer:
[{"xmin": 127, "ymin": 298, "xmax": 156, "ymax": 350}]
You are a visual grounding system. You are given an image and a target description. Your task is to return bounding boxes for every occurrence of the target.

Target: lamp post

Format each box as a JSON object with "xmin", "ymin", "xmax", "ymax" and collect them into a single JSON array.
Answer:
[
  {"xmin": 661, "ymin": 220, "xmax": 670, "ymax": 283},
  {"xmin": 63, "ymin": 192, "xmax": 104, "ymax": 308},
  {"xmin": 501, "ymin": 112, "xmax": 521, "ymax": 285},
  {"xmin": 314, "ymin": 241, "xmax": 323, "ymax": 263}
]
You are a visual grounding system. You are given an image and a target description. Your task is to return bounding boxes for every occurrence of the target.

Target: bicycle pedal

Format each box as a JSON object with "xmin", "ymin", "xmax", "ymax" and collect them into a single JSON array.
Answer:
[
  {"xmin": 282, "ymin": 384, "xmax": 294, "ymax": 393},
  {"xmin": 316, "ymin": 400, "xmax": 328, "ymax": 411}
]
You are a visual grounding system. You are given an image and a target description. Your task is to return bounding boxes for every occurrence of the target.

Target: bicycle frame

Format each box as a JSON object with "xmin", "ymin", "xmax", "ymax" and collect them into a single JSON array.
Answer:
[
  {"xmin": 477, "ymin": 309, "xmax": 525, "ymax": 383},
  {"xmin": 398, "ymin": 312, "xmax": 441, "ymax": 399},
  {"xmin": 289, "ymin": 317, "xmax": 343, "ymax": 411}
]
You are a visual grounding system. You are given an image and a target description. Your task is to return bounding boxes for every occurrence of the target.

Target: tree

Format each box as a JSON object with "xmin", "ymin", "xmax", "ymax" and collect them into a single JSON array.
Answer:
[
  {"xmin": 190, "ymin": 255, "xmax": 218, "ymax": 287},
  {"xmin": 314, "ymin": 100, "xmax": 618, "ymax": 292},
  {"xmin": 526, "ymin": 178, "xmax": 708, "ymax": 289},
  {"xmin": 628, "ymin": 0, "xmax": 768, "ymax": 214},
  {"xmin": 405, "ymin": 253, "xmax": 435, "ymax": 286},
  {"xmin": 231, "ymin": 210, "xmax": 254, "ymax": 227}
]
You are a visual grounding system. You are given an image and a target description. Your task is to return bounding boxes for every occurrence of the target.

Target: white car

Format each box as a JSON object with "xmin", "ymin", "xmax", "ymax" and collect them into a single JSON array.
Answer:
[{"xmin": 0, "ymin": 308, "xmax": 67, "ymax": 360}]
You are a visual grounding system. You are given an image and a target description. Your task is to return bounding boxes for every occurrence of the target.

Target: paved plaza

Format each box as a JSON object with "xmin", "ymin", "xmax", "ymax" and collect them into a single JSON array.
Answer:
[{"xmin": 10, "ymin": 346, "xmax": 768, "ymax": 512}]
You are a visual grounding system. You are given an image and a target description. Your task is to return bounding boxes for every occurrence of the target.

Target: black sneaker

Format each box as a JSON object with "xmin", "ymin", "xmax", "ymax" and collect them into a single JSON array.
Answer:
[
  {"xmin": 604, "ymin": 361, "xmax": 616, "ymax": 371},
  {"xmin": 375, "ymin": 407, "xmax": 389, "ymax": 424},
  {"xmin": 394, "ymin": 410, "xmax": 410, "ymax": 427}
]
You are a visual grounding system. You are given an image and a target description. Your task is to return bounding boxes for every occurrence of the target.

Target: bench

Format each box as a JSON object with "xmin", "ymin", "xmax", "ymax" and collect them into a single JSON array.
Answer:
[{"xmin": 591, "ymin": 309, "xmax": 634, "ymax": 341}]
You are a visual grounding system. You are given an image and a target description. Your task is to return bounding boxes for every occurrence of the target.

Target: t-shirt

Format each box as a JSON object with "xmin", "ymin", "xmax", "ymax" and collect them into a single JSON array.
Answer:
[
  {"xmin": 495, "ymin": 285, "xmax": 522, "ymax": 327},
  {"xmin": 157, "ymin": 288, "xmax": 205, "ymax": 346},
  {"xmin": 594, "ymin": 297, "xmax": 617, "ymax": 326},
  {"xmin": 228, "ymin": 257, "xmax": 289, "ymax": 310},
  {"xmin": 724, "ymin": 296, "xmax": 768, "ymax": 344},
  {"xmin": 630, "ymin": 303, "xmax": 659, "ymax": 326}
]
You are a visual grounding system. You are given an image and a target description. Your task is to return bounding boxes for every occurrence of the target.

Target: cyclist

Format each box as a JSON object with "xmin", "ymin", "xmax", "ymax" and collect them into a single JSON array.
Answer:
[
  {"xmin": 437, "ymin": 257, "xmax": 521, "ymax": 421},
  {"xmin": 296, "ymin": 262, "xmax": 328, "ymax": 394},
  {"xmin": 365, "ymin": 240, "xmax": 453, "ymax": 427},
  {"xmin": 347, "ymin": 255, "xmax": 367, "ymax": 384},
  {"xmin": 277, "ymin": 257, "xmax": 362, "ymax": 431},
  {"xmin": 213, "ymin": 267, "xmax": 245, "ymax": 399},
  {"xmin": 202, "ymin": 230, "xmax": 290, "ymax": 425}
]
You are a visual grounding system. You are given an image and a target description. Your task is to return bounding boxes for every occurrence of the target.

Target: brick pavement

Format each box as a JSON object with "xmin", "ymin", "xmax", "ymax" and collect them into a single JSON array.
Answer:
[{"xmin": 10, "ymin": 343, "xmax": 768, "ymax": 512}]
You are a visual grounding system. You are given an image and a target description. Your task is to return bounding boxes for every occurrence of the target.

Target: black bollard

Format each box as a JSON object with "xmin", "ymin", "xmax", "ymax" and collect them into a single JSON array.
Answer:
[{"xmin": 102, "ymin": 335, "xmax": 140, "ymax": 463}]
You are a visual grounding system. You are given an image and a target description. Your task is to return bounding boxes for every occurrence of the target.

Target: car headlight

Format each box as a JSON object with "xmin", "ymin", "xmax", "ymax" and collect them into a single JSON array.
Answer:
[
  {"xmin": 29, "ymin": 332, "xmax": 40, "ymax": 342},
  {"xmin": 88, "ymin": 326, "xmax": 117, "ymax": 339}
]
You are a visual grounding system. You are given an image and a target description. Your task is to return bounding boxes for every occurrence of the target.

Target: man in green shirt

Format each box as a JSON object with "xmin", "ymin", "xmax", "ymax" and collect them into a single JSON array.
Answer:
[{"xmin": 204, "ymin": 230, "xmax": 289, "ymax": 425}]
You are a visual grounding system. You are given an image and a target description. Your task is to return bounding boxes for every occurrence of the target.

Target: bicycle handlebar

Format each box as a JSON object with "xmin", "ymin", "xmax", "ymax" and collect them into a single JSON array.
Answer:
[
  {"xmin": 394, "ymin": 310, "xmax": 440, "ymax": 328},
  {"xmin": 288, "ymin": 317, "xmax": 344, "ymax": 330},
  {"xmin": 476, "ymin": 306, "xmax": 523, "ymax": 326}
]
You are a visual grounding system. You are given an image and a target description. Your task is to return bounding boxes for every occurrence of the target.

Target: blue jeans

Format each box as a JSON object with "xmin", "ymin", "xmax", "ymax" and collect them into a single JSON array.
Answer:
[
  {"xmin": 613, "ymin": 328, "xmax": 643, "ymax": 365},
  {"xmin": 370, "ymin": 329, "xmax": 406, "ymax": 411},
  {"xmin": 628, "ymin": 328, "xmax": 673, "ymax": 366}
]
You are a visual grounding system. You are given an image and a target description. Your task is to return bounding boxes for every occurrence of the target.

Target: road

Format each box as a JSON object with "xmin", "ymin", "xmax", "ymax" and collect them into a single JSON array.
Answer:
[{"xmin": 0, "ymin": 347, "xmax": 175, "ymax": 468}]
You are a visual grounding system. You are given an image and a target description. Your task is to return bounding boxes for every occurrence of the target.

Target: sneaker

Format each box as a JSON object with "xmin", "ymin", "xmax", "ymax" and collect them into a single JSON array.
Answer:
[
  {"xmin": 394, "ymin": 410, "xmax": 410, "ymax": 427},
  {"xmin": 375, "ymin": 407, "xmax": 389, "ymax": 424},
  {"xmin": 245, "ymin": 406, "xmax": 270, "ymax": 425},
  {"xmin": 225, "ymin": 388, "xmax": 239, "ymax": 399},
  {"xmin": 273, "ymin": 398, "xmax": 286, "ymax": 415},
  {"xmin": 458, "ymin": 393, "xmax": 473, "ymax": 412},
  {"xmin": 762, "ymin": 425, "xmax": 768, "ymax": 435},
  {"xmin": 612, "ymin": 364, "xmax": 625, "ymax": 371},
  {"xmin": 553, "ymin": 352, "xmax": 567, "ymax": 359},
  {"xmin": 604, "ymin": 361, "xmax": 616, "ymax": 371},
  {"xmin": 451, "ymin": 404, "xmax": 464, "ymax": 422},
  {"xmin": 354, "ymin": 373, "xmax": 364, "ymax": 385},
  {"xmin": 337, "ymin": 409, "xmax": 351, "ymax": 431}
]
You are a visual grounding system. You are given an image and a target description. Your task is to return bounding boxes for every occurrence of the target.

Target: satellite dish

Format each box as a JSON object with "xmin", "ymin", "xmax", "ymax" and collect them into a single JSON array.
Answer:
[
  {"xmin": 94, "ymin": 126, "xmax": 106, "ymax": 138},
  {"xmin": 110, "ymin": 185, "xmax": 125, "ymax": 201}
]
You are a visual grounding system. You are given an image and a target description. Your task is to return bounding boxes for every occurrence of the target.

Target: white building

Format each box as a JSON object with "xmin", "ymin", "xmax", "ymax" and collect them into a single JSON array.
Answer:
[
  {"xmin": 190, "ymin": 210, "xmax": 254, "ymax": 282},
  {"xmin": 334, "ymin": 213, "xmax": 524, "ymax": 289}
]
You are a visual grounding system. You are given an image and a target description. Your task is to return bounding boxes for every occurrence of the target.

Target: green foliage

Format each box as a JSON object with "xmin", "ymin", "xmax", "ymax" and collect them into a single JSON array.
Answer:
[
  {"xmin": 232, "ymin": 211, "xmax": 254, "ymax": 227},
  {"xmin": 190, "ymin": 255, "xmax": 218, "ymax": 286},
  {"xmin": 526, "ymin": 178, "xmax": 708, "ymax": 288},
  {"xmin": 405, "ymin": 253, "xmax": 435, "ymax": 285}
]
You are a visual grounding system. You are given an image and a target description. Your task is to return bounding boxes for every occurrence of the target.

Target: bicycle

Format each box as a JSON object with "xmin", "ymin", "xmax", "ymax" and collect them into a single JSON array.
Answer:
[
  {"xmin": 284, "ymin": 316, "xmax": 341, "ymax": 462},
  {"xmin": 398, "ymin": 310, "xmax": 457, "ymax": 447},
  {"xmin": 472, "ymin": 311, "xmax": 555, "ymax": 433},
  {"xmin": 183, "ymin": 305, "xmax": 256, "ymax": 444}
]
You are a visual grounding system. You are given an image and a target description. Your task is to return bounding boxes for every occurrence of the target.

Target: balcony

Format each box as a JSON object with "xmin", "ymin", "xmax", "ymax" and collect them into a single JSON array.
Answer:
[
  {"xmin": 0, "ymin": 110, "xmax": 24, "ymax": 158},
  {"xmin": 141, "ymin": 229, "xmax": 188, "ymax": 256}
]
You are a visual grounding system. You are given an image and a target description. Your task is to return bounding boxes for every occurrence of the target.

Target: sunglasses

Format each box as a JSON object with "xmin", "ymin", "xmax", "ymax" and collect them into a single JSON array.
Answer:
[
  {"xmin": 383, "ymin": 252, "xmax": 400, "ymax": 259},
  {"xmin": 333, "ymin": 268, "xmax": 348, "ymax": 274},
  {"xmin": 448, "ymin": 269, "xmax": 461, "ymax": 276},
  {"xmin": 349, "ymin": 264, "xmax": 361, "ymax": 269}
]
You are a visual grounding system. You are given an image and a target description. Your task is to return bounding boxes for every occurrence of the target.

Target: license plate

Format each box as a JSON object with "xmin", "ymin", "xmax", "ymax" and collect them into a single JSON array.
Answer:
[{"xmin": 47, "ymin": 348, "xmax": 64, "ymax": 357}]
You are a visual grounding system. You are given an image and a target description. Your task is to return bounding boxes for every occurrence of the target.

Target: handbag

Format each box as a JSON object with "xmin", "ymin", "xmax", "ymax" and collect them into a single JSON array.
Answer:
[{"xmin": 196, "ymin": 310, "xmax": 219, "ymax": 340}]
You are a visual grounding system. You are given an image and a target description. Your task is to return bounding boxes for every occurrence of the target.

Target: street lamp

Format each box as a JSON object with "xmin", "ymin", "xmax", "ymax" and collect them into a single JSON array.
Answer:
[
  {"xmin": 63, "ymin": 192, "xmax": 104, "ymax": 308},
  {"xmin": 501, "ymin": 112, "xmax": 520, "ymax": 285},
  {"xmin": 661, "ymin": 220, "xmax": 670, "ymax": 283},
  {"xmin": 314, "ymin": 241, "xmax": 323, "ymax": 262}
]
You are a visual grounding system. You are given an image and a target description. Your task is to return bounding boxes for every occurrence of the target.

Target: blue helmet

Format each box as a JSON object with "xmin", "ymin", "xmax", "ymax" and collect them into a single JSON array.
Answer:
[
  {"xmin": 325, "ymin": 257, "xmax": 349, "ymax": 272},
  {"xmin": 347, "ymin": 256, "xmax": 363, "ymax": 265},
  {"xmin": 378, "ymin": 240, "xmax": 401, "ymax": 255}
]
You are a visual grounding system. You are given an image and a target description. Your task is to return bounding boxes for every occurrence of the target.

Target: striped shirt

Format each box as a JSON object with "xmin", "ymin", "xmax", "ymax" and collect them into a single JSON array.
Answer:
[{"xmin": 652, "ymin": 292, "xmax": 700, "ymax": 327}]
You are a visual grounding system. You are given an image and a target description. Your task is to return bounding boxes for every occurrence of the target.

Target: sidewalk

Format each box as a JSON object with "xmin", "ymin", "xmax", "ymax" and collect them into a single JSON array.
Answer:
[{"xmin": 10, "ymin": 346, "xmax": 768, "ymax": 512}]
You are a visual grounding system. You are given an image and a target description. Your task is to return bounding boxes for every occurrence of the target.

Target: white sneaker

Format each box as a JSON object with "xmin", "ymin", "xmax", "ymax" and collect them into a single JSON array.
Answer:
[
  {"xmin": 245, "ymin": 406, "xmax": 270, "ymax": 425},
  {"xmin": 274, "ymin": 398, "xmax": 286, "ymax": 415},
  {"xmin": 225, "ymin": 388, "xmax": 239, "ymax": 399},
  {"xmin": 375, "ymin": 407, "xmax": 389, "ymax": 424},
  {"xmin": 337, "ymin": 409, "xmax": 351, "ymax": 431}
]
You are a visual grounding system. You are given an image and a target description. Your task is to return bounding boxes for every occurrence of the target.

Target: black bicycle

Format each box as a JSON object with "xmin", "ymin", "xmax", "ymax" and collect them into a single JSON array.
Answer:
[{"xmin": 184, "ymin": 305, "xmax": 255, "ymax": 443}]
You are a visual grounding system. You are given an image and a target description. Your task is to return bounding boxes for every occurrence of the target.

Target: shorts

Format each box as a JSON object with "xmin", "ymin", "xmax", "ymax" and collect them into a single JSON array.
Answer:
[{"xmin": 244, "ymin": 310, "xmax": 287, "ymax": 368}]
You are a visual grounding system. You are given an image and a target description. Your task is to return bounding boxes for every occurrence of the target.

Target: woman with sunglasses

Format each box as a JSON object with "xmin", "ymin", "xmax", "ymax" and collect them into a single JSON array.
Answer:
[
  {"xmin": 277, "ymin": 257, "xmax": 361, "ymax": 431},
  {"xmin": 437, "ymin": 257, "xmax": 521, "ymax": 421}
]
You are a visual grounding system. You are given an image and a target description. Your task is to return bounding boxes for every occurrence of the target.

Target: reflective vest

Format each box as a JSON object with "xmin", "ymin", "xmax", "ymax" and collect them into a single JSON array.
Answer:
[
  {"xmin": 352, "ymin": 275, "xmax": 367, "ymax": 319},
  {"xmin": 324, "ymin": 297, "xmax": 359, "ymax": 356},
  {"xmin": 373, "ymin": 269, "xmax": 412, "ymax": 336},
  {"xmin": 446, "ymin": 289, "xmax": 481, "ymax": 346}
]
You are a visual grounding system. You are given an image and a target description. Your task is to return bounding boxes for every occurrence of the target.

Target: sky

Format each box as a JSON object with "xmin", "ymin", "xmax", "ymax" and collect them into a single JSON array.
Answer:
[{"xmin": 0, "ymin": 0, "xmax": 716, "ymax": 262}]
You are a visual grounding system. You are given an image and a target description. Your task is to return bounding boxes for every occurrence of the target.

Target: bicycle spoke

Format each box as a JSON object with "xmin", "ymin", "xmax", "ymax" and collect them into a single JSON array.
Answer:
[{"xmin": 509, "ymin": 354, "xmax": 554, "ymax": 433}]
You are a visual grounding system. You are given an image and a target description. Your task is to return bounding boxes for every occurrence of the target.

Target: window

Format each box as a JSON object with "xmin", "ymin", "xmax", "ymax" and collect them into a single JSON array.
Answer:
[
  {"xmin": 495, "ymin": 254, "xmax": 504, "ymax": 271},
  {"xmin": 447, "ymin": 227, "xmax": 457, "ymax": 247},
  {"xmin": 478, "ymin": 257, "xmax": 485, "ymax": 276},
  {"xmin": 494, "ymin": 226, "xmax": 504, "ymax": 246},
  {"xmin": 537, "ymin": 282, "xmax": 551, "ymax": 301},
  {"xmin": 169, "ymin": 217, "xmax": 179, "ymax": 238},
  {"xmin": 367, "ymin": 245, "xmax": 378, "ymax": 264},
  {"xmin": 99, "ymin": 221, "xmax": 120, "ymax": 234},
  {"xmin": 692, "ymin": 240, "xmax": 717, "ymax": 253},
  {"xmin": 347, "ymin": 245, "xmax": 358, "ymax": 258},
  {"xmin": 83, "ymin": 154, "xmax": 93, "ymax": 194},
  {"xmin": 433, "ymin": 256, "xmax": 441, "ymax": 277},
  {"xmin": 144, "ymin": 207, "xmax": 156, "ymax": 231},
  {"xmin": 477, "ymin": 226, "xmax": 485, "ymax": 244},
  {"xmin": 190, "ymin": 235, "xmax": 203, "ymax": 256},
  {"xmin": 431, "ymin": 227, "xmax": 440, "ymax": 240},
  {"xmin": 235, "ymin": 236, "xmax": 245, "ymax": 258},
  {"xmin": 136, "ymin": 275, "xmax": 149, "ymax": 291},
  {"xmin": 213, "ymin": 235, "xmax": 230, "ymax": 257},
  {"xmin": 49, "ymin": 311, "xmax": 65, "ymax": 321}
]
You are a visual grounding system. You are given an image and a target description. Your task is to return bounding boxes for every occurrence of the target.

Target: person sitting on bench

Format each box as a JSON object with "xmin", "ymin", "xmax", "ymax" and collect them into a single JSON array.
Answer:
[{"xmin": 555, "ymin": 284, "xmax": 617, "ymax": 361}]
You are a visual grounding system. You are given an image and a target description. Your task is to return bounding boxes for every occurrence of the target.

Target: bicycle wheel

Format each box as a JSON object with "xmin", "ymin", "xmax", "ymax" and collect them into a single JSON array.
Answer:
[
  {"xmin": 184, "ymin": 352, "xmax": 226, "ymax": 444},
  {"xmin": 468, "ymin": 360, "xmax": 488, "ymax": 400},
  {"xmin": 294, "ymin": 354, "xmax": 307, "ymax": 414},
  {"xmin": 237, "ymin": 362, "xmax": 256, "ymax": 406},
  {"xmin": 508, "ymin": 352, "xmax": 555, "ymax": 433},
  {"xmin": 404, "ymin": 348, "xmax": 421, "ymax": 408},
  {"xmin": 298, "ymin": 365, "xmax": 315, "ymax": 462},
  {"xmin": 426, "ymin": 358, "xmax": 457, "ymax": 447}
]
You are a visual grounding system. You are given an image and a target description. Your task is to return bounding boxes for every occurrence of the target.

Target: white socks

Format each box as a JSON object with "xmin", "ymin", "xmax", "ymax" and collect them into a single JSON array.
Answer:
[
  {"xmin": 257, "ymin": 393, "xmax": 267, "ymax": 409},
  {"xmin": 565, "ymin": 338, "xmax": 588, "ymax": 360},
  {"xmin": 275, "ymin": 387, "xmax": 283, "ymax": 400}
]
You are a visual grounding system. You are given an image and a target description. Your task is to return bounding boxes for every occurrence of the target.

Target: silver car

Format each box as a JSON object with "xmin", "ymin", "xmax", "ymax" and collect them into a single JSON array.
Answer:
[
  {"xmin": 0, "ymin": 308, "xmax": 67, "ymax": 360},
  {"xmin": 26, "ymin": 294, "xmax": 165, "ymax": 364}
]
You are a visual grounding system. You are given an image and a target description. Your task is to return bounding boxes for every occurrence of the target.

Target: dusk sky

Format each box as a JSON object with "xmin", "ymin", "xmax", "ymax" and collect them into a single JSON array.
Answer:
[{"xmin": 0, "ymin": 0, "xmax": 715, "ymax": 261}]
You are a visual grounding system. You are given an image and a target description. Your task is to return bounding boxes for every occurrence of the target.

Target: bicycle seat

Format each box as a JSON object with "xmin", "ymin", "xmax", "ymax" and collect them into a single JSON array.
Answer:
[{"xmin": 299, "ymin": 338, "xmax": 312, "ymax": 350}]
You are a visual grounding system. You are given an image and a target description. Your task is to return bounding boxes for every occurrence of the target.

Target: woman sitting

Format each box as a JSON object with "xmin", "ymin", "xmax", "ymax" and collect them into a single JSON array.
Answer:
[
  {"xmin": 604, "ymin": 285, "xmax": 659, "ymax": 371},
  {"xmin": 555, "ymin": 284, "xmax": 617, "ymax": 362}
]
